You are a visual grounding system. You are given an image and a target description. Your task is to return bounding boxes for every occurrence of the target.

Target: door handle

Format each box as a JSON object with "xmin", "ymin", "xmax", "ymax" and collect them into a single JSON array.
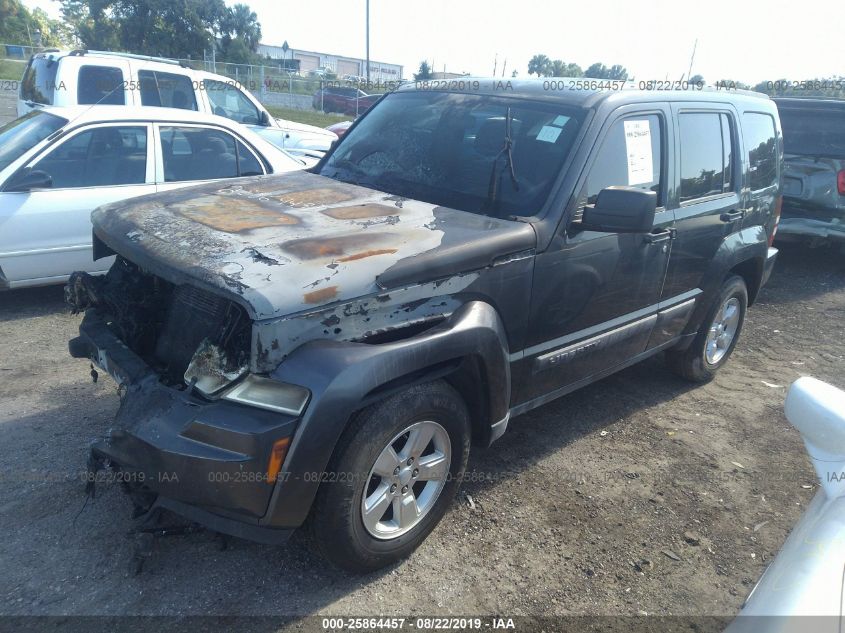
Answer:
[
  {"xmin": 643, "ymin": 228, "xmax": 674, "ymax": 244},
  {"xmin": 720, "ymin": 209, "xmax": 746, "ymax": 223}
]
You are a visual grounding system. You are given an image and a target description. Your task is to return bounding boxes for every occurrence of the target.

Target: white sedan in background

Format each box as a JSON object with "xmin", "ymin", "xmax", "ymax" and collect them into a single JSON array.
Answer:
[{"xmin": 0, "ymin": 106, "xmax": 304, "ymax": 290}]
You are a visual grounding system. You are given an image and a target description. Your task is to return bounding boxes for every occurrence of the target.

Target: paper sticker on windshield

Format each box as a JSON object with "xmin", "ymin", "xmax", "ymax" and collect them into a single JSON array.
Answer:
[
  {"xmin": 537, "ymin": 125, "xmax": 562, "ymax": 143},
  {"xmin": 552, "ymin": 115, "xmax": 570, "ymax": 127},
  {"xmin": 623, "ymin": 119, "xmax": 653, "ymax": 185}
]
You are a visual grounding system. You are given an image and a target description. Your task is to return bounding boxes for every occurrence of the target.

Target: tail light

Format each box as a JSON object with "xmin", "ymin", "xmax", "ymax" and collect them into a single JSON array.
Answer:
[
  {"xmin": 770, "ymin": 195, "xmax": 782, "ymax": 246},
  {"xmin": 837, "ymin": 170, "xmax": 845, "ymax": 196}
]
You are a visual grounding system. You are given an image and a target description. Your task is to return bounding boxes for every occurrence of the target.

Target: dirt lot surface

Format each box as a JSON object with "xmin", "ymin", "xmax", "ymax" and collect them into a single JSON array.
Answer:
[
  {"xmin": 0, "ymin": 89, "xmax": 17, "ymax": 126},
  {"xmin": 0, "ymin": 243, "xmax": 843, "ymax": 622}
]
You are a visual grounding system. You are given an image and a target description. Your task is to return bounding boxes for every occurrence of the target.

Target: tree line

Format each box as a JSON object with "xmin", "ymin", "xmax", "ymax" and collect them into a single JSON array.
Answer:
[
  {"xmin": 0, "ymin": 0, "xmax": 263, "ymax": 64},
  {"xmin": 527, "ymin": 54, "xmax": 628, "ymax": 80}
]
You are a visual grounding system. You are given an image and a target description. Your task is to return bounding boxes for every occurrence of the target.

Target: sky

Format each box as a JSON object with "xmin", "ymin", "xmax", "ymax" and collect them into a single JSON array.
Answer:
[{"xmin": 25, "ymin": 0, "xmax": 844, "ymax": 84}]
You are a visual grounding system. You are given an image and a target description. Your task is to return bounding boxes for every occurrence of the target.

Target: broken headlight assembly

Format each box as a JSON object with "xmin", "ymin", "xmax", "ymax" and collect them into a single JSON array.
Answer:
[{"xmin": 184, "ymin": 339, "xmax": 309, "ymax": 416}]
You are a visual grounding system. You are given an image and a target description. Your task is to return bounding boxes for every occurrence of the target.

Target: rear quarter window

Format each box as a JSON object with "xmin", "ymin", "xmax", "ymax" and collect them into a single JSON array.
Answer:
[
  {"xmin": 742, "ymin": 113, "xmax": 778, "ymax": 191},
  {"xmin": 20, "ymin": 56, "xmax": 60, "ymax": 105}
]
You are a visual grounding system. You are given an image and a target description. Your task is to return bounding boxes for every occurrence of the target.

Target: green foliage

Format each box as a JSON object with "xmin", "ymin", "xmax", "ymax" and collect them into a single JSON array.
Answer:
[
  {"xmin": 0, "ymin": 0, "xmax": 72, "ymax": 47},
  {"xmin": 264, "ymin": 105, "xmax": 347, "ymax": 128},
  {"xmin": 549, "ymin": 59, "xmax": 582, "ymax": 77},
  {"xmin": 59, "ymin": 0, "xmax": 262, "ymax": 62},
  {"xmin": 752, "ymin": 77, "xmax": 845, "ymax": 98},
  {"xmin": 218, "ymin": 3, "xmax": 261, "ymax": 64},
  {"xmin": 689, "ymin": 74, "xmax": 704, "ymax": 85},
  {"xmin": 584, "ymin": 63, "xmax": 628, "ymax": 80},
  {"xmin": 413, "ymin": 60, "xmax": 433, "ymax": 81},
  {"xmin": 527, "ymin": 54, "xmax": 551, "ymax": 77}
]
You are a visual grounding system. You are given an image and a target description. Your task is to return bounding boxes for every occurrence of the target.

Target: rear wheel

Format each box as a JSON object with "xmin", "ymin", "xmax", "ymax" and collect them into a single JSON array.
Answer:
[
  {"xmin": 666, "ymin": 275, "xmax": 748, "ymax": 382},
  {"xmin": 310, "ymin": 380, "xmax": 470, "ymax": 572}
]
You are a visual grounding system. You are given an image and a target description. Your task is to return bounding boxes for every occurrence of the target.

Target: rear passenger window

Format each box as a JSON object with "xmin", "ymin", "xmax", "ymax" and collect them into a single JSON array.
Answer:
[
  {"xmin": 583, "ymin": 114, "xmax": 662, "ymax": 209},
  {"xmin": 78, "ymin": 65, "xmax": 125, "ymax": 105},
  {"xmin": 679, "ymin": 112, "xmax": 735, "ymax": 202},
  {"xmin": 742, "ymin": 113, "xmax": 778, "ymax": 191},
  {"xmin": 161, "ymin": 127, "xmax": 257, "ymax": 182},
  {"xmin": 33, "ymin": 126, "xmax": 147, "ymax": 188},
  {"xmin": 139, "ymin": 71, "xmax": 197, "ymax": 111}
]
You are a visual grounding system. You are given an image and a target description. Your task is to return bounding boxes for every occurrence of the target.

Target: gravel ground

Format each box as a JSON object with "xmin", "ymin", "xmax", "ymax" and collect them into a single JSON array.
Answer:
[
  {"xmin": 0, "ymin": 89, "xmax": 17, "ymax": 125},
  {"xmin": 0, "ymin": 243, "xmax": 843, "ymax": 620}
]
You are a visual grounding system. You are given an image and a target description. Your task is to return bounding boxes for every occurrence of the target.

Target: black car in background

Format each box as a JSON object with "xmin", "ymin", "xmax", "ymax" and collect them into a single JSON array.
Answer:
[{"xmin": 773, "ymin": 98, "xmax": 845, "ymax": 244}]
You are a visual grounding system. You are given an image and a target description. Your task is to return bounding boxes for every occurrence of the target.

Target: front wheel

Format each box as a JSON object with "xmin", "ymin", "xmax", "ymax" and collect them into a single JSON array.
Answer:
[
  {"xmin": 310, "ymin": 380, "xmax": 470, "ymax": 572},
  {"xmin": 666, "ymin": 275, "xmax": 748, "ymax": 382}
]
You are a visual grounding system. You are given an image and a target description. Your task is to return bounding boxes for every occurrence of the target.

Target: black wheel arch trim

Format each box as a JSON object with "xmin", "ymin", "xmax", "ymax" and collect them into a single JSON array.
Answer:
[{"xmin": 260, "ymin": 300, "xmax": 510, "ymax": 529}]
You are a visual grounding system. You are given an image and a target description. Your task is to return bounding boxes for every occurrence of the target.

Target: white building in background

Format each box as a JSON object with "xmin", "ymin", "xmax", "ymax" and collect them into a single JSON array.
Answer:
[{"xmin": 258, "ymin": 43, "xmax": 403, "ymax": 81}]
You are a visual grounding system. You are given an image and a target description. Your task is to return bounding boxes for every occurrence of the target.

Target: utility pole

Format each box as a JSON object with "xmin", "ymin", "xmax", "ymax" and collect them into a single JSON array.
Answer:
[{"xmin": 365, "ymin": 0, "xmax": 370, "ymax": 83}]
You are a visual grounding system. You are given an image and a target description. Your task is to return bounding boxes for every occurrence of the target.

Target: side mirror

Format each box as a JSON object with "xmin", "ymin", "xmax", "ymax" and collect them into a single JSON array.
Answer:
[
  {"xmin": 582, "ymin": 186, "xmax": 657, "ymax": 233},
  {"xmin": 5, "ymin": 169, "xmax": 53, "ymax": 192},
  {"xmin": 259, "ymin": 110, "xmax": 272, "ymax": 127}
]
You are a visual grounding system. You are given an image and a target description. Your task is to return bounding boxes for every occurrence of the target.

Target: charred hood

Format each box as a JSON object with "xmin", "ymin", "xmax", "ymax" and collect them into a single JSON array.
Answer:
[{"xmin": 91, "ymin": 171, "xmax": 536, "ymax": 320}]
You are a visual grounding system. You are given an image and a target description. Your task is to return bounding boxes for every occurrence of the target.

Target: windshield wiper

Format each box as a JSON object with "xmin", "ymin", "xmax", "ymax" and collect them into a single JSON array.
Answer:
[{"xmin": 486, "ymin": 106, "xmax": 520, "ymax": 210}]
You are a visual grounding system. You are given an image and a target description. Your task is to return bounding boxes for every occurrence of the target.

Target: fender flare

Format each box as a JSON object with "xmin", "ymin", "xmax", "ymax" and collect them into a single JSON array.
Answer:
[{"xmin": 260, "ymin": 300, "xmax": 510, "ymax": 528}]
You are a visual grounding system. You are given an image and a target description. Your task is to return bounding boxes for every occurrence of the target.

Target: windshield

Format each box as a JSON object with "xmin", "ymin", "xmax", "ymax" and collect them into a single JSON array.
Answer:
[
  {"xmin": 0, "ymin": 110, "xmax": 67, "ymax": 173},
  {"xmin": 318, "ymin": 91, "xmax": 584, "ymax": 218},
  {"xmin": 780, "ymin": 108, "xmax": 845, "ymax": 158}
]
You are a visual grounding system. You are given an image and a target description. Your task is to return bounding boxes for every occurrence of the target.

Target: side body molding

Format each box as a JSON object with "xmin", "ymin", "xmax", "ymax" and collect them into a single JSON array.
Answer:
[{"xmin": 262, "ymin": 300, "xmax": 511, "ymax": 528}]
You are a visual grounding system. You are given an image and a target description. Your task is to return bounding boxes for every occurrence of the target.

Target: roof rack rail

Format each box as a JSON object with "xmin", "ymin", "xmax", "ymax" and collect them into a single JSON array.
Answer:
[{"xmin": 67, "ymin": 49, "xmax": 189, "ymax": 68}]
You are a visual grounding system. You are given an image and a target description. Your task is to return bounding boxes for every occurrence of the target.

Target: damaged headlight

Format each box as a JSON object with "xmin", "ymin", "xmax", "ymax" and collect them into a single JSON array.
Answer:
[
  {"xmin": 222, "ymin": 375, "xmax": 310, "ymax": 416},
  {"xmin": 184, "ymin": 339, "xmax": 248, "ymax": 396}
]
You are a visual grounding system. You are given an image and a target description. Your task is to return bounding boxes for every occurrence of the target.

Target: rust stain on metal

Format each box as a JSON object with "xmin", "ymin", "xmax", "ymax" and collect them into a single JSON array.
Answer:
[
  {"xmin": 304, "ymin": 285, "xmax": 339, "ymax": 304},
  {"xmin": 282, "ymin": 233, "xmax": 393, "ymax": 260},
  {"xmin": 176, "ymin": 196, "xmax": 299, "ymax": 232},
  {"xmin": 322, "ymin": 204, "xmax": 399, "ymax": 220},
  {"xmin": 337, "ymin": 248, "xmax": 398, "ymax": 262},
  {"xmin": 278, "ymin": 188, "xmax": 356, "ymax": 207}
]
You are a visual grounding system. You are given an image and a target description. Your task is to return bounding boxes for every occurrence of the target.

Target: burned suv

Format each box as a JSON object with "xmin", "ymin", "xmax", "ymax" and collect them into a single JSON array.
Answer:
[{"xmin": 68, "ymin": 81, "xmax": 781, "ymax": 571}]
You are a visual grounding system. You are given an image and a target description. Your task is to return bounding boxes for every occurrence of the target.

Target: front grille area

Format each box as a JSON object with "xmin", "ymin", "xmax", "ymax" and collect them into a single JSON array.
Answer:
[
  {"xmin": 154, "ymin": 284, "xmax": 249, "ymax": 383},
  {"xmin": 97, "ymin": 257, "xmax": 251, "ymax": 386}
]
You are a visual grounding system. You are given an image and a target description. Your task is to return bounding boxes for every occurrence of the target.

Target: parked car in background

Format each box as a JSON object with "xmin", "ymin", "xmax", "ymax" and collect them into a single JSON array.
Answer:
[
  {"xmin": 312, "ymin": 86, "xmax": 380, "ymax": 115},
  {"xmin": 308, "ymin": 67, "xmax": 333, "ymax": 78},
  {"xmin": 325, "ymin": 120, "xmax": 353, "ymax": 139},
  {"xmin": 0, "ymin": 106, "xmax": 302, "ymax": 290},
  {"xmin": 18, "ymin": 50, "xmax": 276, "ymax": 128},
  {"xmin": 773, "ymin": 98, "xmax": 845, "ymax": 245},
  {"xmin": 68, "ymin": 81, "xmax": 780, "ymax": 572},
  {"xmin": 727, "ymin": 377, "xmax": 845, "ymax": 632}
]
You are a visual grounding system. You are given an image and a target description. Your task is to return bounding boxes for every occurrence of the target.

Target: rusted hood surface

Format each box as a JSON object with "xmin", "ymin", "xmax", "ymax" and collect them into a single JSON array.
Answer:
[{"xmin": 92, "ymin": 171, "xmax": 536, "ymax": 319}]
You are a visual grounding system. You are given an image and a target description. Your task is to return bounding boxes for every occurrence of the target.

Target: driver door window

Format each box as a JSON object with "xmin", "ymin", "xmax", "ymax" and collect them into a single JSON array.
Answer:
[
  {"xmin": 576, "ymin": 114, "xmax": 663, "ymax": 221},
  {"xmin": 204, "ymin": 80, "xmax": 261, "ymax": 124}
]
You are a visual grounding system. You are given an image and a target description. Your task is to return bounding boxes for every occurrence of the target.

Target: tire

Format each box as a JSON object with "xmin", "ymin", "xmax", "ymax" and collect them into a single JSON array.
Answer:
[
  {"xmin": 310, "ymin": 380, "xmax": 471, "ymax": 572},
  {"xmin": 666, "ymin": 275, "xmax": 748, "ymax": 382}
]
